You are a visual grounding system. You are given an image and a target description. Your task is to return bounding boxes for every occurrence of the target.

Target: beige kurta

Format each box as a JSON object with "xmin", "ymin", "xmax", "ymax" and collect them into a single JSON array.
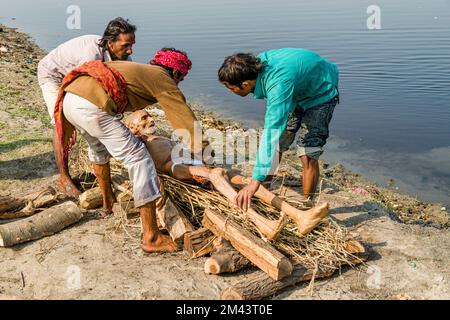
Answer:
[{"xmin": 64, "ymin": 61, "xmax": 202, "ymax": 153}]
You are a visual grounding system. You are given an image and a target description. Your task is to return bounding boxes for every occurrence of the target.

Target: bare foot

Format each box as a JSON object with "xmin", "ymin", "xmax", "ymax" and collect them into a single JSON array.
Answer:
[
  {"xmin": 58, "ymin": 177, "xmax": 81, "ymax": 197},
  {"xmin": 142, "ymin": 234, "xmax": 177, "ymax": 253},
  {"xmin": 100, "ymin": 194, "xmax": 117, "ymax": 218},
  {"xmin": 298, "ymin": 202, "xmax": 329, "ymax": 235}
]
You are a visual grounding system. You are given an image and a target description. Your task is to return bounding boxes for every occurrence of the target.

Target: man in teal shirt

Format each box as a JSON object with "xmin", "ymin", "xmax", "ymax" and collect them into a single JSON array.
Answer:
[{"xmin": 218, "ymin": 48, "xmax": 339, "ymax": 211}]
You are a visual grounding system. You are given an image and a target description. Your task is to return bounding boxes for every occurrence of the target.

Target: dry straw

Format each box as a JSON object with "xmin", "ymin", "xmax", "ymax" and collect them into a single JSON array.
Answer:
[{"xmin": 161, "ymin": 174, "xmax": 364, "ymax": 273}]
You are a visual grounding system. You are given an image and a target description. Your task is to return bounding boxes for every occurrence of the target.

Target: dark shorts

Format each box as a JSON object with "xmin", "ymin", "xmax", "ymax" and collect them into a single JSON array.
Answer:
[{"xmin": 279, "ymin": 96, "xmax": 339, "ymax": 159}]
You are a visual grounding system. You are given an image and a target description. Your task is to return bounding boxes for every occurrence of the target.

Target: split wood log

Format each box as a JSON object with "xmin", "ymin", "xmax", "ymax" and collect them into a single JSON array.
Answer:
[
  {"xmin": 183, "ymin": 227, "xmax": 216, "ymax": 258},
  {"xmin": 202, "ymin": 208, "xmax": 293, "ymax": 281},
  {"xmin": 20, "ymin": 191, "xmax": 58, "ymax": 214},
  {"xmin": 221, "ymin": 240, "xmax": 369, "ymax": 300},
  {"xmin": 221, "ymin": 264, "xmax": 334, "ymax": 300},
  {"xmin": 79, "ymin": 175, "xmax": 128, "ymax": 210},
  {"xmin": 79, "ymin": 187, "xmax": 103, "ymax": 209},
  {"xmin": 156, "ymin": 181, "xmax": 195, "ymax": 242},
  {"xmin": 0, "ymin": 201, "xmax": 83, "ymax": 247}
]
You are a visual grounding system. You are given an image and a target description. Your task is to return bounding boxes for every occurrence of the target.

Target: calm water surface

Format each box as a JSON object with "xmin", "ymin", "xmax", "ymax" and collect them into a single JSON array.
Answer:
[{"xmin": 1, "ymin": 0, "xmax": 449, "ymax": 205}]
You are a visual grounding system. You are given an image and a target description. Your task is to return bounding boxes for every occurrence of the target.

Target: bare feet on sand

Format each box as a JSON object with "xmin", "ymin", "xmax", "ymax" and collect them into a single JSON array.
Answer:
[
  {"xmin": 142, "ymin": 234, "xmax": 177, "ymax": 254},
  {"xmin": 98, "ymin": 194, "xmax": 117, "ymax": 218}
]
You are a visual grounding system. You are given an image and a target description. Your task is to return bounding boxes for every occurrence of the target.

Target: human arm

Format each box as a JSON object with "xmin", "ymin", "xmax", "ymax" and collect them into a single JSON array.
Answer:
[{"xmin": 235, "ymin": 80, "xmax": 295, "ymax": 210}]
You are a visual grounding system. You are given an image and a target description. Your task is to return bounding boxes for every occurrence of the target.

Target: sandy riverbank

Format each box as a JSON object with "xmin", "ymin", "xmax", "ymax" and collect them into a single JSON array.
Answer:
[{"xmin": 0, "ymin": 25, "xmax": 448, "ymax": 300}]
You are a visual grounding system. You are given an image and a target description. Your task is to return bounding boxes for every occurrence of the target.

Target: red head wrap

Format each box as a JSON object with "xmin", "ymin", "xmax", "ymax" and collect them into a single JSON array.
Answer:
[{"xmin": 152, "ymin": 50, "xmax": 192, "ymax": 77}]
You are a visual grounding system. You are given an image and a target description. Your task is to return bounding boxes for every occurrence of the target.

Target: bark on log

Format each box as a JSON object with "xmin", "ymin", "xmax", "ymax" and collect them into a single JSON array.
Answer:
[
  {"xmin": 0, "ymin": 196, "xmax": 24, "ymax": 213},
  {"xmin": 183, "ymin": 227, "xmax": 216, "ymax": 258},
  {"xmin": 79, "ymin": 187, "xmax": 103, "ymax": 209},
  {"xmin": 221, "ymin": 240, "xmax": 369, "ymax": 300},
  {"xmin": 0, "ymin": 201, "xmax": 83, "ymax": 247},
  {"xmin": 79, "ymin": 175, "xmax": 127, "ymax": 210},
  {"xmin": 156, "ymin": 196, "xmax": 195, "ymax": 242},
  {"xmin": 221, "ymin": 264, "xmax": 334, "ymax": 300},
  {"xmin": 202, "ymin": 208, "xmax": 293, "ymax": 281},
  {"xmin": 0, "ymin": 187, "xmax": 58, "ymax": 220}
]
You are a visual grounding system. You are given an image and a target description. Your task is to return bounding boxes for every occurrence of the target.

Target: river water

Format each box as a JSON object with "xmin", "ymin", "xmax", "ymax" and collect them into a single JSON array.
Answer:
[{"xmin": 1, "ymin": 0, "xmax": 449, "ymax": 205}]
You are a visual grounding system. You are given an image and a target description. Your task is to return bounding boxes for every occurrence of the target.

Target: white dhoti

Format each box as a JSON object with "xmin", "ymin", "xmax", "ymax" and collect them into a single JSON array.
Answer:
[{"xmin": 63, "ymin": 92, "xmax": 161, "ymax": 207}]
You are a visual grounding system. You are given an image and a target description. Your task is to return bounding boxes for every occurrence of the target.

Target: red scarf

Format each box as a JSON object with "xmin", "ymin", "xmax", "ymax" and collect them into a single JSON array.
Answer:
[{"xmin": 54, "ymin": 60, "xmax": 128, "ymax": 163}]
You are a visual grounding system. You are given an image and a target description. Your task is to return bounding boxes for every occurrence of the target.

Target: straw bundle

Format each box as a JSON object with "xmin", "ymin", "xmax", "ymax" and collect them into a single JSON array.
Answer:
[{"xmin": 160, "ymin": 174, "xmax": 363, "ymax": 273}]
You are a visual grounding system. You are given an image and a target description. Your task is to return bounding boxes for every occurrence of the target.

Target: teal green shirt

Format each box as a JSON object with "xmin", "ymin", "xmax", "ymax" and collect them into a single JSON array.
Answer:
[{"xmin": 252, "ymin": 48, "xmax": 339, "ymax": 181}]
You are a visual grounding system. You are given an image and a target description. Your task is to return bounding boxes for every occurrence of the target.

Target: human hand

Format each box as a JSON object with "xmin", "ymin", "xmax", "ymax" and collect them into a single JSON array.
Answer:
[{"xmin": 235, "ymin": 180, "xmax": 261, "ymax": 211}]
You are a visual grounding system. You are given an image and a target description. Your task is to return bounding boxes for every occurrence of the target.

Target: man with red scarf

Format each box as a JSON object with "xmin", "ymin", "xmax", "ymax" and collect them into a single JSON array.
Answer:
[{"xmin": 56, "ymin": 48, "xmax": 203, "ymax": 253}]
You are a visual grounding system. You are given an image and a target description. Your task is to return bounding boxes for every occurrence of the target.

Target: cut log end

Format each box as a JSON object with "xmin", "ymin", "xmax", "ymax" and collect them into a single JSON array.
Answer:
[
  {"xmin": 221, "ymin": 288, "xmax": 245, "ymax": 300},
  {"xmin": 278, "ymin": 259, "xmax": 294, "ymax": 279},
  {"xmin": 204, "ymin": 259, "xmax": 220, "ymax": 274}
]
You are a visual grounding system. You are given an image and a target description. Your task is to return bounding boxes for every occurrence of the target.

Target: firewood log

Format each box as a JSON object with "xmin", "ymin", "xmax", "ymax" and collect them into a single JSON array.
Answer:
[
  {"xmin": 183, "ymin": 227, "xmax": 216, "ymax": 258},
  {"xmin": 79, "ymin": 175, "xmax": 128, "ymax": 210},
  {"xmin": 0, "ymin": 187, "xmax": 58, "ymax": 220},
  {"xmin": 0, "ymin": 201, "xmax": 83, "ymax": 247},
  {"xmin": 204, "ymin": 247, "xmax": 252, "ymax": 274},
  {"xmin": 202, "ymin": 208, "xmax": 293, "ymax": 281},
  {"xmin": 79, "ymin": 187, "xmax": 103, "ymax": 209},
  {"xmin": 0, "ymin": 196, "xmax": 24, "ymax": 213},
  {"xmin": 221, "ymin": 240, "xmax": 369, "ymax": 300},
  {"xmin": 156, "ymin": 196, "xmax": 195, "ymax": 243}
]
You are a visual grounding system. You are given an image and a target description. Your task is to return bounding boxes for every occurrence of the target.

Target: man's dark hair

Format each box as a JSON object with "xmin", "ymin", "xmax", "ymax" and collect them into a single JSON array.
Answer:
[
  {"xmin": 150, "ymin": 47, "xmax": 189, "ymax": 78},
  {"xmin": 99, "ymin": 17, "xmax": 136, "ymax": 51},
  {"xmin": 218, "ymin": 53, "xmax": 265, "ymax": 87}
]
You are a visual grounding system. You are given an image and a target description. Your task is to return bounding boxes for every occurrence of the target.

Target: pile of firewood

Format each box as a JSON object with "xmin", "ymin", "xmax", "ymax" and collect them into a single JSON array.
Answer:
[
  {"xmin": 0, "ymin": 188, "xmax": 82, "ymax": 247},
  {"xmin": 0, "ymin": 174, "xmax": 368, "ymax": 300},
  {"xmin": 109, "ymin": 174, "xmax": 369, "ymax": 299}
]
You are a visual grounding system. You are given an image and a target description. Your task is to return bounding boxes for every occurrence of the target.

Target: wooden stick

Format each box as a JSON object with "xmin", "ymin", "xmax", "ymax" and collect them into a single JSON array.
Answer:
[
  {"xmin": 202, "ymin": 208, "xmax": 293, "ymax": 281},
  {"xmin": 156, "ymin": 196, "xmax": 195, "ymax": 243},
  {"xmin": 183, "ymin": 227, "xmax": 216, "ymax": 258},
  {"xmin": 0, "ymin": 201, "xmax": 83, "ymax": 247},
  {"xmin": 221, "ymin": 240, "xmax": 369, "ymax": 300}
]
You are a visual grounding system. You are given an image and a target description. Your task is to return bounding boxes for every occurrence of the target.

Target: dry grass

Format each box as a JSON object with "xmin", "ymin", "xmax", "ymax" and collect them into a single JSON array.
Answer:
[{"xmin": 161, "ymin": 174, "xmax": 364, "ymax": 273}]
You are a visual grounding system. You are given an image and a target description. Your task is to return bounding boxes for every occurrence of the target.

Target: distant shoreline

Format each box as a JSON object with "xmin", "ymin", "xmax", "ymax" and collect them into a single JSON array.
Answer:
[{"xmin": 0, "ymin": 23, "xmax": 448, "ymax": 228}]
